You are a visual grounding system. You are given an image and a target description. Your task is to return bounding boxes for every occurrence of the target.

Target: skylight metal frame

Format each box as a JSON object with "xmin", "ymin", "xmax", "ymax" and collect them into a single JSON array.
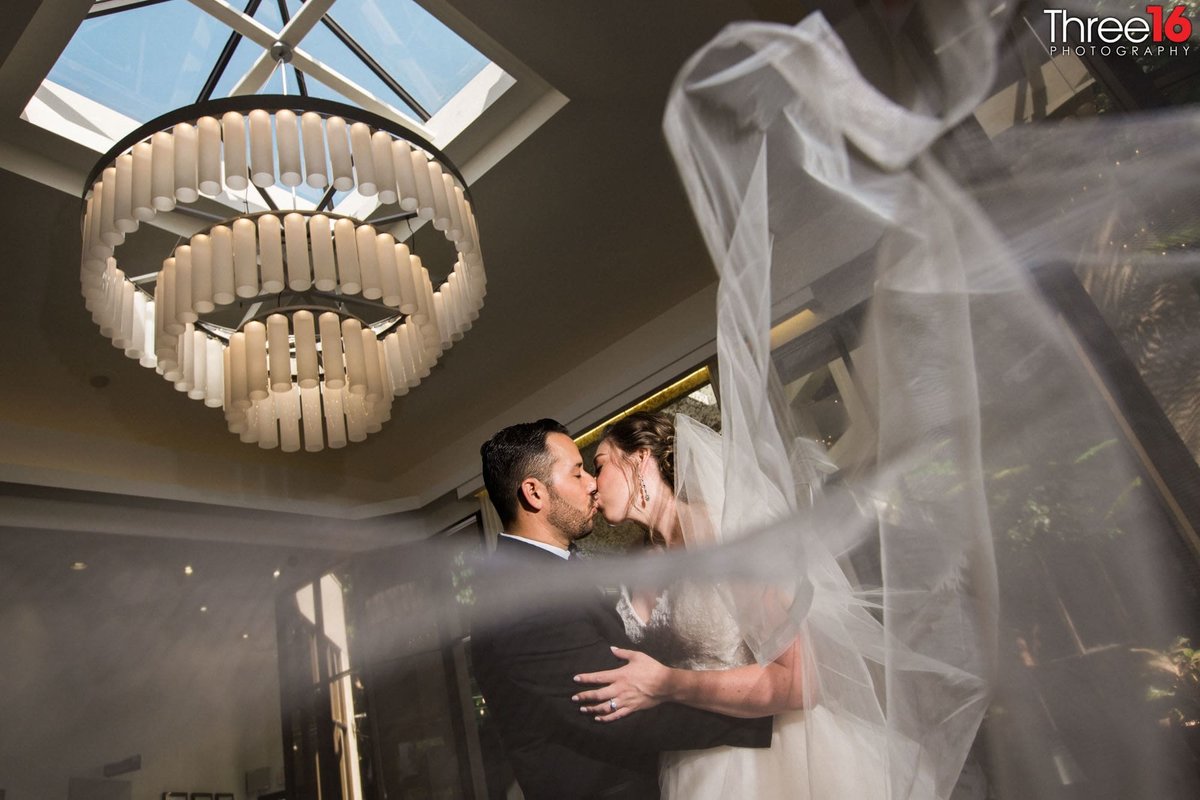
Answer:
[
  {"xmin": 197, "ymin": 0, "xmax": 264, "ymax": 103},
  {"xmin": 185, "ymin": 0, "xmax": 434, "ymax": 138}
]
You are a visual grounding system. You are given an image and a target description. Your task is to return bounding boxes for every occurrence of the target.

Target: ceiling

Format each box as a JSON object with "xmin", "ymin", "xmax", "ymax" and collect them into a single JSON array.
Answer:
[{"xmin": 0, "ymin": 0, "xmax": 827, "ymax": 544}]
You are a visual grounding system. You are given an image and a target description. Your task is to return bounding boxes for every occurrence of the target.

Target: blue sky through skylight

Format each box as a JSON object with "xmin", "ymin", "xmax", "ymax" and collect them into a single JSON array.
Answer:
[
  {"xmin": 47, "ymin": 2, "xmax": 228, "ymax": 122},
  {"xmin": 43, "ymin": 0, "xmax": 493, "ymax": 132},
  {"xmin": 310, "ymin": 0, "xmax": 491, "ymax": 113}
]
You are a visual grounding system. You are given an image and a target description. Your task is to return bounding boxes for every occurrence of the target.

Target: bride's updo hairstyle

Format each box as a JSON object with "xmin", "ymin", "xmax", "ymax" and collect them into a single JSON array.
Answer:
[{"xmin": 601, "ymin": 410, "xmax": 676, "ymax": 491}]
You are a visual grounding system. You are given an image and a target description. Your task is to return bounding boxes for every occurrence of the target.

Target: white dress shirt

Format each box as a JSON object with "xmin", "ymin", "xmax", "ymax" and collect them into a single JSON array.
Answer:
[{"xmin": 499, "ymin": 533, "xmax": 571, "ymax": 560}]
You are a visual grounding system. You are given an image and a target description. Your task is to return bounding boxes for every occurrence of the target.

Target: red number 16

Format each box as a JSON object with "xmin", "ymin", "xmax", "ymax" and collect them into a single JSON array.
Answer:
[{"xmin": 1147, "ymin": 5, "xmax": 1194, "ymax": 43}]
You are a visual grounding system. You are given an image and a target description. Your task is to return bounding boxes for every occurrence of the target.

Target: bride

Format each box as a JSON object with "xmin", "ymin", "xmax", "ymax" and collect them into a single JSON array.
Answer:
[{"xmin": 573, "ymin": 410, "xmax": 890, "ymax": 799}]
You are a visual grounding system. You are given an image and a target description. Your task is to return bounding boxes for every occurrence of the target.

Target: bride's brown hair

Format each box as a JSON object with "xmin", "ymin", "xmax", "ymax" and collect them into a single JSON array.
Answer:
[{"xmin": 601, "ymin": 410, "xmax": 676, "ymax": 489}]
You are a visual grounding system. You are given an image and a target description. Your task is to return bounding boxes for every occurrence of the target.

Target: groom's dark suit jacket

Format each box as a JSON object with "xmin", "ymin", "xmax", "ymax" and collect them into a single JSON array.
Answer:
[{"xmin": 469, "ymin": 535, "xmax": 772, "ymax": 800}]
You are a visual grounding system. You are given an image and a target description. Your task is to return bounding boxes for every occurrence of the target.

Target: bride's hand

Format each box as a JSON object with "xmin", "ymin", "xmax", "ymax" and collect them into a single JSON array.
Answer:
[{"xmin": 571, "ymin": 646, "xmax": 671, "ymax": 722}]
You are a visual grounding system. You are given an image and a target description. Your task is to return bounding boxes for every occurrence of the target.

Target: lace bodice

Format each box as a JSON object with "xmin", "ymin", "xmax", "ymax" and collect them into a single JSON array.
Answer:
[{"xmin": 616, "ymin": 581, "xmax": 755, "ymax": 671}]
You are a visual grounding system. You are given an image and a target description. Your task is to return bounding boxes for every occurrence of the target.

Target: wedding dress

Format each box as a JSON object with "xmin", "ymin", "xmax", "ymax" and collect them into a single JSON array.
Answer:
[
  {"xmin": 615, "ymin": 419, "xmax": 926, "ymax": 800},
  {"xmin": 616, "ymin": 581, "xmax": 813, "ymax": 799}
]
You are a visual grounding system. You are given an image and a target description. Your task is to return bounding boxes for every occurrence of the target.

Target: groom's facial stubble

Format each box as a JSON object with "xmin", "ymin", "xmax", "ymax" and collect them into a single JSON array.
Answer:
[{"xmin": 543, "ymin": 433, "xmax": 598, "ymax": 540}]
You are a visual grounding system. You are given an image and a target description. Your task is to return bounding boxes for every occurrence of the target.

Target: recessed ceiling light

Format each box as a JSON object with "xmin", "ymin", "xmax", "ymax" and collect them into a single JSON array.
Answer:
[
  {"xmin": 184, "ymin": 565, "xmax": 193, "ymax": 576},
  {"xmin": 241, "ymin": 633, "xmax": 249, "ymax": 639},
  {"xmin": 199, "ymin": 606, "xmax": 208, "ymax": 613},
  {"xmin": 273, "ymin": 569, "xmax": 281, "ymax": 579},
  {"xmin": 70, "ymin": 561, "xmax": 88, "ymax": 571}
]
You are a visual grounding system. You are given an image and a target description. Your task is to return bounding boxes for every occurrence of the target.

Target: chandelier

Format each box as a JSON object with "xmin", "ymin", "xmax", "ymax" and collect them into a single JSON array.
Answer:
[{"xmin": 78, "ymin": 90, "xmax": 484, "ymax": 452}]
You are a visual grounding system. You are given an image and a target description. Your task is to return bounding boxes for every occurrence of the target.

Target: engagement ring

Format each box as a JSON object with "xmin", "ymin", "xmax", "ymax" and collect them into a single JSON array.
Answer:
[{"xmin": 609, "ymin": 699, "xmax": 618, "ymax": 711}]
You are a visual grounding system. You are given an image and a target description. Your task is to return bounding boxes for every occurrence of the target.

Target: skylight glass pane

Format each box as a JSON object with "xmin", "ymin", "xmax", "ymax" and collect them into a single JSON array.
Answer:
[
  {"xmin": 47, "ymin": 2, "xmax": 231, "ymax": 123},
  {"xmin": 208, "ymin": 35, "xmax": 255, "ymax": 99},
  {"xmin": 302, "ymin": 0, "xmax": 490, "ymax": 116},
  {"xmin": 285, "ymin": 19, "xmax": 422, "ymax": 118}
]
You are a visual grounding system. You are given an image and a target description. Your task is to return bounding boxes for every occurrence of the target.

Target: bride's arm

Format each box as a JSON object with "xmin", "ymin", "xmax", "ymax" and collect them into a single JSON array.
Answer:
[{"xmin": 572, "ymin": 639, "xmax": 805, "ymax": 721}]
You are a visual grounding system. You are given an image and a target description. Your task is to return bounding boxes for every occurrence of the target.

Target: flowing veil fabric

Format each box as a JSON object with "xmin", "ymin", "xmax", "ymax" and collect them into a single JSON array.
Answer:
[{"xmin": 663, "ymin": 3, "xmax": 1200, "ymax": 799}]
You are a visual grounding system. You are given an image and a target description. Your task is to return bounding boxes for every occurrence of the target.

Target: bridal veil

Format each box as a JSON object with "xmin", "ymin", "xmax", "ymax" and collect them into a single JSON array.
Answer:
[{"xmin": 665, "ymin": 2, "xmax": 1200, "ymax": 798}]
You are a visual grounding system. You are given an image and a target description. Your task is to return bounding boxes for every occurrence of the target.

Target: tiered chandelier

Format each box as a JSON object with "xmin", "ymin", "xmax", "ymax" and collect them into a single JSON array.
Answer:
[{"xmin": 79, "ymin": 92, "xmax": 484, "ymax": 452}]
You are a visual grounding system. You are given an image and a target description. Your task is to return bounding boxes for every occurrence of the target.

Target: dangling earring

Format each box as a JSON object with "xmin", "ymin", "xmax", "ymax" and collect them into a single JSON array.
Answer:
[{"xmin": 639, "ymin": 475, "xmax": 650, "ymax": 505}]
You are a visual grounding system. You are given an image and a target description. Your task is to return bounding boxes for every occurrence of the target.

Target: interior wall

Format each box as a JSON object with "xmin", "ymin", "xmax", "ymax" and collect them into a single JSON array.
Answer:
[{"xmin": 0, "ymin": 526, "xmax": 340, "ymax": 800}]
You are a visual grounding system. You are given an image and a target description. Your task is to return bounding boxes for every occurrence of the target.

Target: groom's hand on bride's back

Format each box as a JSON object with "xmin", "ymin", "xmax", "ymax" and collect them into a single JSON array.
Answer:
[{"xmin": 572, "ymin": 646, "xmax": 671, "ymax": 722}]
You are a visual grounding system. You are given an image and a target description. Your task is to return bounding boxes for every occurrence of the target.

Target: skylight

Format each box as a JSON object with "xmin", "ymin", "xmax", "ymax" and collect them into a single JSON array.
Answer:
[{"xmin": 25, "ymin": 0, "xmax": 507, "ymax": 153}]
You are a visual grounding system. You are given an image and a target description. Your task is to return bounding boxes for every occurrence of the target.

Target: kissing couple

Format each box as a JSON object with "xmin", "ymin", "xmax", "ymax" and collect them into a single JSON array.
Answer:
[{"xmin": 469, "ymin": 412, "xmax": 863, "ymax": 800}]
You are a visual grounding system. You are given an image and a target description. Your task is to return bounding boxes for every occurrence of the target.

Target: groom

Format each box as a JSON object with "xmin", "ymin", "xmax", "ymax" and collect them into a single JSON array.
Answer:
[{"xmin": 470, "ymin": 419, "xmax": 772, "ymax": 800}]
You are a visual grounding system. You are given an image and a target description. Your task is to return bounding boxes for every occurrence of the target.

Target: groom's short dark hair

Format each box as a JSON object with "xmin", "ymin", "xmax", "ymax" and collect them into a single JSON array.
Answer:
[{"xmin": 481, "ymin": 419, "xmax": 570, "ymax": 527}]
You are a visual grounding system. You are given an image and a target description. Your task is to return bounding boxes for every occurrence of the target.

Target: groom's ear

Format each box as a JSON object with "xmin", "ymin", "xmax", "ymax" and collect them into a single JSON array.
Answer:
[{"xmin": 517, "ymin": 476, "xmax": 547, "ymax": 513}]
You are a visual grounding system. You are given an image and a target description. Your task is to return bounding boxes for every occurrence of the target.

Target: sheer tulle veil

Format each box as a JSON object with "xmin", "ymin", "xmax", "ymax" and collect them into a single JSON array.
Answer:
[{"xmin": 664, "ymin": 2, "xmax": 1200, "ymax": 798}]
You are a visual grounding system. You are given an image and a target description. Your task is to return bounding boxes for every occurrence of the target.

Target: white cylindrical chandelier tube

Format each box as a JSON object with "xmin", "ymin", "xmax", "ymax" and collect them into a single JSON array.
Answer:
[
  {"xmin": 446, "ymin": 175, "xmax": 465, "ymax": 240},
  {"xmin": 257, "ymin": 398, "xmax": 279, "ymax": 449},
  {"xmin": 284, "ymin": 212, "xmax": 312, "ymax": 292},
  {"xmin": 189, "ymin": 329, "xmax": 207, "ymax": 401},
  {"xmin": 131, "ymin": 142, "xmax": 154, "ymax": 221},
  {"xmin": 128, "ymin": 290, "xmax": 147, "ymax": 358},
  {"xmin": 258, "ymin": 214, "xmax": 285, "ymax": 293},
  {"xmin": 100, "ymin": 168, "xmax": 121, "ymax": 246},
  {"xmin": 392, "ymin": 139, "xmax": 418, "ymax": 212},
  {"xmin": 197, "ymin": 115, "xmax": 222, "ymax": 196},
  {"xmin": 115, "ymin": 280, "xmax": 135, "ymax": 349},
  {"xmin": 244, "ymin": 320, "xmax": 268, "ymax": 401},
  {"xmin": 178, "ymin": 325, "xmax": 194, "ymax": 392},
  {"xmin": 232, "ymin": 217, "xmax": 258, "ymax": 298},
  {"xmin": 150, "ymin": 131, "xmax": 175, "ymax": 211},
  {"xmin": 371, "ymin": 130, "xmax": 397, "ymax": 204},
  {"xmin": 190, "ymin": 233, "xmax": 214, "ymax": 314},
  {"xmin": 221, "ymin": 111, "xmax": 248, "ymax": 191},
  {"xmin": 411, "ymin": 149, "xmax": 435, "ymax": 220},
  {"xmin": 349, "ymin": 122, "xmax": 376, "ymax": 196},
  {"xmin": 326, "ymin": 116, "xmax": 354, "ymax": 191},
  {"xmin": 173, "ymin": 122, "xmax": 199, "ymax": 203},
  {"xmin": 114, "ymin": 153, "xmax": 136, "ymax": 234},
  {"xmin": 433, "ymin": 292, "xmax": 451, "ymax": 350},
  {"xmin": 309, "ymin": 215, "xmax": 336, "ymax": 291},
  {"xmin": 333, "ymin": 217, "xmax": 361, "ymax": 294},
  {"xmin": 323, "ymin": 386, "xmax": 347, "ymax": 448},
  {"xmin": 376, "ymin": 234, "xmax": 402, "ymax": 308},
  {"xmin": 301, "ymin": 387, "xmax": 323, "ymax": 451},
  {"xmin": 362, "ymin": 329, "xmax": 384, "ymax": 402},
  {"xmin": 276, "ymin": 109, "xmax": 302, "ymax": 188},
  {"xmin": 384, "ymin": 331, "xmax": 408, "ymax": 395},
  {"xmin": 174, "ymin": 245, "xmax": 195, "ymax": 325},
  {"xmin": 342, "ymin": 318, "xmax": 367, "ymax": 396},
  {"xmin": 205, "ymin": 336, "xmax": 223, "ymax": 407},
  {"xmin": 230, "ymin": 331, "xmax": 249, "ymax": 409},
  {"xmin": 355, "ymin": 224, "xmax": 382, "ymax": 300},
  {"xmin": 300, "ymin": 112, "xmax": 328, "ymax": 188},
  {"xmin": 318, "ymin": 311, "xmax": 345, "ymax": 390},
  {"xmin": 278, "ymin": 387, "xmax": 301, "ymax": 453},
  {"xmin": 395, "ymin": 243, "xmax": 419, "ymax": 315},
  {"xmin": 293, "ymin": 310, "xmax": 319, "ymax": 390},
  {"xmin": 345, "ymin": 393, "xmax": 366, "ymax": 442},
  {"xmin": 428, "ymin": 160, "xmax": 451, "ymax": 231},
  {"xmin": 211, "ymin": 225, "xmax": 235, "ymax": 305},
  {"xmin": 248, "ymin": 109, "xmax": 275, "ymax": 188},
  {"xmin": 267, "ymin": 313, "xmax": 291, "ymax": 393},
  {"xmin": 160, "ymin": 257, "xmax": 180, "ymax": 336}
]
